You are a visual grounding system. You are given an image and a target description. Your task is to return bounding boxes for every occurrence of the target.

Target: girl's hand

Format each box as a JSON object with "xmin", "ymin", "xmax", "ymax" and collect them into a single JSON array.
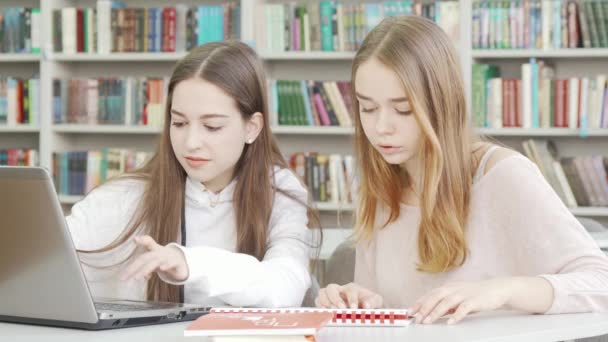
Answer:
[
  {"xmin": 315, "ymin": 282, "xmax": 383, "ymax": 309},
  {"xmin": 121, "ymin": 235, "xmax": 189, "ymax": 283},
  {"xmin": 409, "ymin": 278, "xmax": 517, "ymax": 325}
]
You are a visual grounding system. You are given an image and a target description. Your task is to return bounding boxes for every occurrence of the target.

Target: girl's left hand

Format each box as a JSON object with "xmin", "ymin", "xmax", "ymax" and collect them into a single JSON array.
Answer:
[
  {"xmin": 121, "ymin": 235, "xmax": 189, "ymax": 283},
  {"xmin": 409, "ymin": 278, "xmax": 516, "ymax": 325}
]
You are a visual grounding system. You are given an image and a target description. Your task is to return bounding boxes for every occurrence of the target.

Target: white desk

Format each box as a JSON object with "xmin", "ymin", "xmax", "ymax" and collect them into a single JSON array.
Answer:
[{"xmin": 2, "ymin": 311, "xmax": 608, "ymax": 342}]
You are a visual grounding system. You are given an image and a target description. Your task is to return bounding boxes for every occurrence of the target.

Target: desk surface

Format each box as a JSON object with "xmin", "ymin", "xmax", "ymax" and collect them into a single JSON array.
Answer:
[{"xmin": 2, "ymin": 311, "xmax": 608, "ymax": 342}]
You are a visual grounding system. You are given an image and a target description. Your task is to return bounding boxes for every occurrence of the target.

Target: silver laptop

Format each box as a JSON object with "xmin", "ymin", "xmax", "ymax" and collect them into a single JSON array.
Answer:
[{"xmin": 0, "ymin": 166, "xmax": 210, "ymax": 330}]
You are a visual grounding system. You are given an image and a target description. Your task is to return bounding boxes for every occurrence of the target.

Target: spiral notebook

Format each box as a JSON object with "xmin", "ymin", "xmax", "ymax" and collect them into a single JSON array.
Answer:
[{"xmin": 209, "ymin": 308, "xmax": 411, "ymax": 327}]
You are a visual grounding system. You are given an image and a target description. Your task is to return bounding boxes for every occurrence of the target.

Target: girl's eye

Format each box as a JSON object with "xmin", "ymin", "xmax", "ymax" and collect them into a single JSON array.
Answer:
[
  {"xmin": 360, "ymin": 107, "xmax": 377, "ymax": 113},
  {"xmin": 397, "ymin": 110, "xmax": 413, "ymax": 115},
  {"xmin": 205, "ymin": 126, "xmax": 222, "ymax": 132},
  {"xmin": 171, "ymin": 122, "xmax": 186, "ymax": 127}
]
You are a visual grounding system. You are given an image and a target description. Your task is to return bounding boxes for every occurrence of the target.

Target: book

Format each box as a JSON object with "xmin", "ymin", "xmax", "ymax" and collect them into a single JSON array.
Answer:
[
  {"xmin": 208, "ymin": 307, "xmax": 411, "ymax": 327},
  {"xmin": 184, "ymin": 310, "xmax": 332, "ymax": 338}
]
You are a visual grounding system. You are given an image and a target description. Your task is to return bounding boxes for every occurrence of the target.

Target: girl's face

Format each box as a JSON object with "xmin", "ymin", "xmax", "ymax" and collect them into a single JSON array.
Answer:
[
  {"xmin": 170, "ymin": 78, "xmax": 261, "ymax": 192},
  {"xmin": 355, "ymin": 58, "xmax": 422, "ymax": 166}
]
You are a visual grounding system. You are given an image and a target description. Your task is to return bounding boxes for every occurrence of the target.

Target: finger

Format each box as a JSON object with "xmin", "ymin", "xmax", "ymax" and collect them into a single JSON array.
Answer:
[
  {"xmin": 131, "ymin": 256, "xmax": 163, "ymax": 281},
  {"xmin": 341, "ymin": 287, "xmax": 359, "ymax": 309},
  {"xmin": 135, "ymin": 235, "xmax": 160, "ymax": 251},
  {"xmin": 121, "ymin": 252, "xmax": 157, "ymax": 280},
  {"xmin": 415, "ymin": 288, "xmax": 452, "ymax": 324},
  {"xmin": 317, "ymin": 290, "xmax": 332, "ymax": 308},
  {"xmin": 159, "ymin": 261, "xmax": 177, "ymax": 272},
  {"xmin": 409, "ymin": 292, "xmax": 432, "ymax": 316},
  {"xmin": 360, "ymin": 293, "xmax": 383, "ymax": 309},
  {"xmin": 326, "ymin": 284, "xmax": 347, "ymax": 309},
  {"xmin": 122, "ymin": 252, "xmax": 160, "ymax": 281},
  {"xmin": 447, "ymin": 301, "xmax": 476, "ymax": 325},
  {"xmin": 423, "ymin": 295, "xmax": 464, "ymax": 324}
]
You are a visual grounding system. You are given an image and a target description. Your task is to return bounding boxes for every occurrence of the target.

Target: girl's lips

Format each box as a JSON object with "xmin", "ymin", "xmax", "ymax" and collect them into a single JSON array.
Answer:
[
  {"xmin": 185, "ymin": 157, "xmax": 210, "ymax": 168},
  {"xmin": 378, "ymin": 145, "xmax": 403, "ymax": 154}
]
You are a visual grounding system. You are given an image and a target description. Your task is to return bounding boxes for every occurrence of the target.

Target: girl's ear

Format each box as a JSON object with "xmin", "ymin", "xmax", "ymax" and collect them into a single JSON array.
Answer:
[{"xmin": 246, "ymin": 112, "xmax": 264, "ymax": 144}]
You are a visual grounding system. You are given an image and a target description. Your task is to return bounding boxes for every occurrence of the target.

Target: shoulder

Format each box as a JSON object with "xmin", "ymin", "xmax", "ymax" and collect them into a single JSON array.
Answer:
[
  {"xmin": 473, "ymin": 143, "xmax": 529, "ymax": 176},
  {"xmin": 79, "ymin": 176, "xmax": 146, "ymax": 207},
  {"xmin": 483, "ymin": 147, "xmax": 522, "ymax": 175},
  {"xmin": 272, "ymin": 166, "xmax": 307, "ymax": 197}
]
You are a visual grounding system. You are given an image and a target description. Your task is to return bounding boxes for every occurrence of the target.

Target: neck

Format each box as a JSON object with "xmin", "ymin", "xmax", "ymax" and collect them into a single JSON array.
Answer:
[{"xmin": 202, "ymin": 168, "xmax": 235, "ymax": 194}]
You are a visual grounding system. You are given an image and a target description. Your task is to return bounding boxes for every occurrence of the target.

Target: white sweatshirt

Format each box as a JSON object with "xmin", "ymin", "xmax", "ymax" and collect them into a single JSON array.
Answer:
[{"xmin": 66, "ymin": 167, "xmax": 311, "ymax": 308}]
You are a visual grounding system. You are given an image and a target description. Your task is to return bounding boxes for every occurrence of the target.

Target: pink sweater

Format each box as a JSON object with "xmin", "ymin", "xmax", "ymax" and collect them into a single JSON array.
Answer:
[{"xmin": 355, "ymin": 150, "xmax": 608, "ymax": 314}]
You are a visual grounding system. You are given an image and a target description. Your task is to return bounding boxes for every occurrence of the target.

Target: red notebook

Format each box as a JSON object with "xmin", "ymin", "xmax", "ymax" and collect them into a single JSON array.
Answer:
[
  {"xmin": 184, "ymin": 311, "xmax": 333, "ymax": 337},
  {"xmin": 209, "ymin": 308, "xmax": 411, "ymax": 327}
]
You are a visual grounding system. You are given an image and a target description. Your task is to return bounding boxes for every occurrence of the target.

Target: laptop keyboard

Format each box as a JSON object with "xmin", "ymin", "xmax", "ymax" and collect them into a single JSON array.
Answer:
[{"xmin": 95, "ymin": 302, "xmax": 178, "ymax": 312}]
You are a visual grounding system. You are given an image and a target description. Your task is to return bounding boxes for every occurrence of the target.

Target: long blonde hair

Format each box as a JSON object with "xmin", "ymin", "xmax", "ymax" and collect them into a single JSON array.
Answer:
[
  {"xmin": 79, "ymin": 41, "xmax": 307, "ymax": 301},
  {"xmin": 353, "ymin": 16, "xmax": 479, "ymax": 273}
]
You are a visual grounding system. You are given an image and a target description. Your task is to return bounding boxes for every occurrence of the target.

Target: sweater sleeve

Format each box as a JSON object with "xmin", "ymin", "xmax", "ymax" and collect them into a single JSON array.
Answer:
[
  {"xmin": 66, "ymin": 179, "xmax": 144, "ymax": 251},
  {"xmin": 167, "ymin": 168, "xmax": 312, "ymax": 308},
  {"xmin": 481, "ymin": 155, "xmax": 608, "ymax": 314},
  {"xmin": 65, "ymin": 179, "xmax": 146, "ymax": 300}
]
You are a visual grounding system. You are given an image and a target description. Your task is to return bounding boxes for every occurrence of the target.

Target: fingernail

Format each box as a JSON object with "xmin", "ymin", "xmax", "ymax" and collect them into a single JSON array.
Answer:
[
  {"xmin": 350, "ymin": 302, "xmax": 357, "ymax": 309},
  {"xmin": 447, "ymin": 318, "xmax": 455, "ymax": 325},
  {"xmin": 338, "ymin": 303, "xmax": 346, "ymax": 309},
  {"xmin": 423, "ymin": 317, "xmax": 431, "ymax": 324},
  {"xmin": 363, "ymin": 302, "xmax": 370, "ymax": 309}
]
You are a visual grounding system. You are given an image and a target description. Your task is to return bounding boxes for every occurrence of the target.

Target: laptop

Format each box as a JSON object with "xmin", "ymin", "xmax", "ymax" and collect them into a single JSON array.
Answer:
[{"xmin": 0, "ymin": 166, "xmax": 210, "ymax": 330}]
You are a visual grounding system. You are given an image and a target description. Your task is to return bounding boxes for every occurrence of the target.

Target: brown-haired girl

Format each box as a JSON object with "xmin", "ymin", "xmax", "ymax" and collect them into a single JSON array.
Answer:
[{"xmin": 67, "ymin": 41, "xmax": 311, "ymax": 308}]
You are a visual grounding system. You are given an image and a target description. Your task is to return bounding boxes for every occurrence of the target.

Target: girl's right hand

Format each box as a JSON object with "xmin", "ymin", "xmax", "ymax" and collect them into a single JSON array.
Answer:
[{"xmin": 315, "ymin": 283, "xmax": 383, "ymax": 309}]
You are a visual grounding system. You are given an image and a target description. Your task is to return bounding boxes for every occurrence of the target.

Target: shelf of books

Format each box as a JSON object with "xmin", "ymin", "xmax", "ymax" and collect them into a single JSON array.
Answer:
[
  {"xmin": 2, "ymin": 0, "xmax": 607, "ymax": 227},
  {"xmin": 468, "ymin": 0, "xmax": 608, "ymax": 222}
]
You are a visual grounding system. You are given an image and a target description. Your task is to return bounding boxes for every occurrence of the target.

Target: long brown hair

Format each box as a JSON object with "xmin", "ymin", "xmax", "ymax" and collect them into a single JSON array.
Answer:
[
  {"xmin": 352, "ymin": 16, "xmax": 480, "ymax": 273},
  {"xmin": 79, "ymin": 41, "xmax": 303, "ymax": 301}
]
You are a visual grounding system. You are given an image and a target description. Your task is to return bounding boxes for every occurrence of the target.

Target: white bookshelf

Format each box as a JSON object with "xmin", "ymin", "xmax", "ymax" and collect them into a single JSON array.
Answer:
[
  {"xmin": 52, "ymin": 124, "xmax": 162, "ymax": 134},
  {"xmin": 50, "ymin": 52, "xmax": 187, "ymax": 62},
  {"xmin": 54, "ymin": 192, "xmax": 608, "ymax": 219},
  {"xmin": 590, "ymin": 231, "xmax": 608, "ymax": 250},
  {"xmin": 478, "ymin": 128, "xmax": 581, "ymax": 137},
  {"xmin": 0, "ymin": 125, "xmax": 40, "ymax": 133},
  {"xmin": 311, "ymin": 227, "xmax": 353, "ymax": 260},
  {"xmin": 260, "ymin": 51, "xmax": 356, "ymax": 60},
  {"xmin": 1, "ymin": 0, "xmax": 606, "ymax": 227},
  {"xmin": 58, "ymin": 195, "xmax": 83, "ymax": 205},
  {"xmin": 273, "ymin": 126, "xmax": 608, "ymax": 138},
  {"xmin": 472, "ymin": 49, "xmax": 608, "ymax": 59},
  {"xmin": 272, "ymin": 125, "xmax": 354, "ymax": 135},
  {"xmin": 570, "ymin": 207, "xmax": 608, "ymax": 218},
  {"xmin": 314, "ymin": 202, "xmax": 355, "ymax": 212},
  {"xmin": 0, "ymin": 53, "xmax": 40, "ymax": 62}
]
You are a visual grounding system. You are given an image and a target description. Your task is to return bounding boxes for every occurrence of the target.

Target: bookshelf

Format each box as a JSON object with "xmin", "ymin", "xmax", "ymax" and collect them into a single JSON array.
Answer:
[
  {"xmin": 1, "ymin": 0, "xmax": 607, "ymax": 231},
  {"xmin": 50, "ymin": 52, "xmax": 188, "ymax": 62},
  {"xmin": 472, "ymin": 49, "xmax": 608, "ymax": 59},
  {"xmin": 52, "ymin": 124, "xmax": 162, "ymax": 134},
  {"xmin": 0, "ymin": 53, "xmax": 40, "ymax": 62},
  {"xmin": 0, "ymin": 0, "xmax": 41, "ymax": 157}
]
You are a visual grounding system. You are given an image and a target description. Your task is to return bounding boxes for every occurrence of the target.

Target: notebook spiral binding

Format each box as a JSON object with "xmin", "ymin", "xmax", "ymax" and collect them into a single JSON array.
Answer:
[{"xmin": 210, "ymin": 308, "xmax": 411, "ymax": 327}]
